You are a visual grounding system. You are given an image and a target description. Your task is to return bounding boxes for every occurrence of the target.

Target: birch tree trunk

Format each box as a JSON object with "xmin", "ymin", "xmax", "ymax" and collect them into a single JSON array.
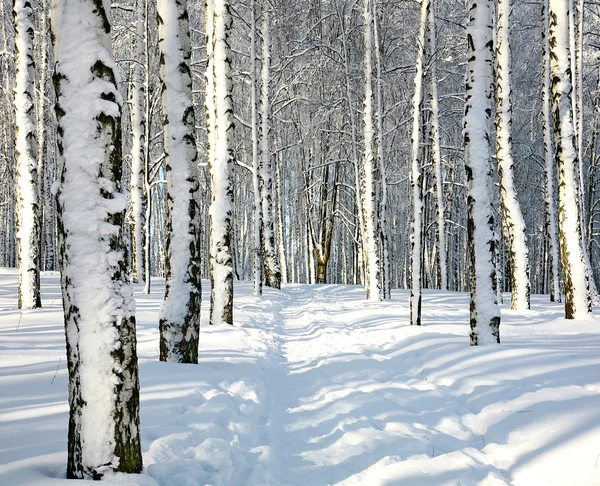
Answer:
[
  {"xmin": 372, "ymin": 0, "xmax": 390, "ymax": 300},
  {"xmin": 495, "ymin": 0, "xmax": 530, "ymax": 310},
  {"xmin": 51, "ymin": 0, "xmax": 142, "ymax": 475},
  {"xmin": 208, "ymin": 0, "xmax": 235, "ymax": 325},
  {"xmin": 464, "ymin": 0, "xmax": 501, "ymax": 344},
  {"xmin": 157, "ymin": 0, "xmax": 202, "ymax": 362},
  {"xmin": 129, "ymin": 0, "xmax": 146, "ymax": 285},
  {"xmin": 542, "ymin": 0, "xmax": 561, "ymax": 303},
  {"xmin": 549, "ymin": 0, "xmax": 592, "ymax": 319},
  {"xmin": 259, "ymin": 6, "xmax": 281, "ymax": 290},
  {"xmin": 362, "ymin": 0, "xmax": 381, "ymax": 301},
  {"xmin": 14, "ymin": 0, "xmax": 41, "ymax": 309},
  {"xmin": 409, "ymin": 0, "xmax": 429, "ymax": 324},
  {"xmin": 429, "ymin": 0, "xmax": 447, "ymax": 291},
  {"xmin": 250, "ymin": 0, "xmax": 262, "ymax": 296}
]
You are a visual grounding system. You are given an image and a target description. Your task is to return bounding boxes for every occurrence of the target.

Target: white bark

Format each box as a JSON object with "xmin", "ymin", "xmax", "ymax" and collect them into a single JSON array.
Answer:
[
  {"xmin": 15, "ymin": 0, "xmax": 41, "ymax": 309},
  {"xmin": 464, "ymin": 0, "xmax": 501, "ymax": 344},
  {"xmin": 429, "ymin": 0, "xmax": 447, "ymax": 292},
  {"xmin": 208, "ymin": 0, "xmax": 235, "ymax": 325},
  {"xmin": 495, "ymin": 0, "xmax": 530, "ymax": 310},
  {"xmin": 549, "ymin": 0, "xmax": 592, "ymax": 319},
  {"xmin": 542, "ymin": 0, "xmax": 561, "ymax": 303},
  {"xmin": 157, "ymin": 0, "xmax": 202, "ymax": 361},
  {"xmin": 362, "ymin": 0, "xmax": 381, "ymax": 301},
  {"xmin": 409, "ymin": 0, "xmax": 429, "ymax": 323},
  {"xmin": 51, "ymin": 0, "xmax": 142, "ymax": 475}
]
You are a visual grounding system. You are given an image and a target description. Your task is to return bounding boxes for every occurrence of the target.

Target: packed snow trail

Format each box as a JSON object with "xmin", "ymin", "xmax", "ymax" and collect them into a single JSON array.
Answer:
[{"xmin": 1, "ymin": 272, "xmax": 600, "ymax": 485}]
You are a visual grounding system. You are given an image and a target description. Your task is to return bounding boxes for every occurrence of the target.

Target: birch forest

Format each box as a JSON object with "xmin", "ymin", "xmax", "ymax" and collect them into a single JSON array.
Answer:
[{"xmin": 2, "ymin": 0, "xmax": 600, "ymax": 481}]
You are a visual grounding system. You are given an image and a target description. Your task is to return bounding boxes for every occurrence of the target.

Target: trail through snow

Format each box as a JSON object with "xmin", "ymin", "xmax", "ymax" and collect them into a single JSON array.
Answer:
[{"xmin": 1, "ymin": 271, "xmax": 600, "ymax": 485}]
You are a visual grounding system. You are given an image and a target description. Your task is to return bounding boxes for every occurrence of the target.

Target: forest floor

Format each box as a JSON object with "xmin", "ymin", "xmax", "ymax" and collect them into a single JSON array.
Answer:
[{"xmin": 1, "ymin": 270, "xmax": 600, "ymax": 485}]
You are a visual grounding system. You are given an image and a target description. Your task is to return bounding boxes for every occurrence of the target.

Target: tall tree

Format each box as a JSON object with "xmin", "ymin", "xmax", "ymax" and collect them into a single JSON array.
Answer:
[
  {"xmin": 495, "ymin": 0, "xmax": 530, "ymax": 310},
  {"xmin": 259, "ymin": 6, "xmax": 281, "ymax": 290},
  {"xmin": 208, "ymin": 0, "xmax": 235, "ymax": 325},
  {"xmin": 157, "ymin": 0, "xmax": 202, "ymax": 362},
  {"xmin": 51, "ymin": 0, "xmax": 143, "ymax": 476},
  {"xmin": 362, "ymin": 0, "xmax": 381, "ymax": 301},
  {"xmin": 549, "ymin": 0, "xmax": 592, "ymax": 319},
  {"xmin": 542, "ymin": 0, "xmax": 561, "ymax": 303},
  {"xmin": 464, "ymin": 0, "xmax": 501, "ymax": 344},
  {"xmin": 409, "ymin": 0, "xmax": 429, "ymax": 324},
  {"xmin": 14, "ymin": 0, "xmax": 41, "ymax": 309}
]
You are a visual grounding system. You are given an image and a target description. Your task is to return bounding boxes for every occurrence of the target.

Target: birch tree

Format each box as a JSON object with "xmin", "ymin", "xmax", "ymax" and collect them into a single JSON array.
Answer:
[
  {"xmin": 259, "ymin": 6, "xmax": 281, "ymax": 290},
  {"xmin": 549, "ymin": 0, "xmax": 592, "ymax": 319},
  {"xmin": 464, "ymin": 0, "xmax": 501, "ymax": 344},
  {"xmin": 14, "ymin": 0, "xmax": 41, "ymax": 309},
  {"xmin": 51, "ymin": 0, "xmax": 142, "ymax": 475},
  {"xmin": 208, "ymin": 0, "xmax": 235, "ymax": 325},
  {"xmin": 409, "ymin": 0, "xmax": 429, "ymax": 324},
  {"xmin": 362, "ymin": 0, "xmax": 381, "ymax": 301},
  {"xmin": 542, "ymin": 0, "xmax": 561, "ymax": 303},
  {"xmin": 495, "ymin": 0, "xmax": 530, "ymax": 310},
  {"xmin": 129, "ymin": 0, "xmax": 146, "ymax": 285},
  {"xmin": 157, "ymin": 0, "xmax": 202, "ymax": 362}
]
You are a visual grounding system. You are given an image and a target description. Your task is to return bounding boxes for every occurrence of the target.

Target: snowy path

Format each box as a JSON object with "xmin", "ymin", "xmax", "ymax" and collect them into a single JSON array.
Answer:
[{"xmin": 2, "ymin": 272, "xmax": 600, "ymax": 485}]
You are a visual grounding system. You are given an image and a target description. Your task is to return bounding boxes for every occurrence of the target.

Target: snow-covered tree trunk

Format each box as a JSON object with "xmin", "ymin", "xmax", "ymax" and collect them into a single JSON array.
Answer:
[
  {"xmin": 361, "ymin": 0, "xmax": 381, "ymax": 301},
  {"xmin": 409, "ymin": 0, "xmax": 429, "ymax": 324},
  {"xmin": 549, "ymin": 0, "xmax": 592, "ymax": 319},
  {"xmin": 142, "ymin": 0, "xmax": 152, "ymax": 295},
  {"xmin": 250, "ymin": 0, "xmax": 262, "ymax": 296},
  {"xmin": 429, "ymin": 0, "xmax": 447, "ymax": 292},
  {"xmin": 275, "ymin": 156, "xmax": 287, "ymax": 284},
  {"xmin": 157, "ymin": 0, "xmax": 201, "ymax": 362},
  {"xmin": 464, "ymin": 0, "xmax": 501, "ymax": 344},
  {"xmin": 14, "ymin": 0, "xmax": 41, "ymax": 309},
  {"xmin": 373, "ymin": 0, "xmax": 390, "ymax": 300},
  {"xmin": 542, "ymin": 0, "xmax": 561, "ymax": 303},
  {"xmin": 208, "ymin": 0, "xmax": 234, "ymax": 325},
  {"xmin": 129, "ymin": 0, "xmax": 146, "ymax": 285},
  {"xmin": 51, "ymin": 0, "xmax": 142, "ymax": 475},
  {"xmin": 259, "ymin": 7, "xmax": 281, "ymax": 290},
  {"xmin": 495, "ymin": 0, "xmax": 530, "ymax": 310}
]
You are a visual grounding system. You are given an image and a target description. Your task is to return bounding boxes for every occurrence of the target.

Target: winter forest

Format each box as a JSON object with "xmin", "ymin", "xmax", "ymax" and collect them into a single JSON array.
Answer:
[{"xmin": 2, "ymin": 0, "xmax": 600, "ymax": 483}]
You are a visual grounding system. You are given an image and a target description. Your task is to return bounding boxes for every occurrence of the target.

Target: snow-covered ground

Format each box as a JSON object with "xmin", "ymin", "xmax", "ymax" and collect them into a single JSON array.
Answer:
[{"xmin": 1, "ymin": 269, "xmax": 600, "ymax": 485}]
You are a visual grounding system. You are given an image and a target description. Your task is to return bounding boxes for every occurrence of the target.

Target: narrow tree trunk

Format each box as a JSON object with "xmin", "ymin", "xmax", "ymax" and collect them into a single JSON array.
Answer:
[
  {"xmin": 142, "ymin": 0, "xmax": 152, "ymax": 294},
  {"xmin": 362, "ymin": 0, "xmax": 381, "ymax": 301},
  {"xmin": 409, "ymin": 0, "xmax": 429, "ymax": 324},
  {"xmin": 157, "ymin": 0, "xmax": 202, "ymax": 362},
  {"xmin": 259, "ymin": 7, "xmax": 281, "ymax": 289},
  {"xmin": 549, "ymin": 0, "xmax": 592, "ymax": 319},
  {"xmin": 464, "ymin": 0, "xmax": 501, "ymax": 344},
  {"xmin": 495, "ymin": 0, "xmax": 530, "ymax": 310},
  {"xmin": 208, "ymin": 0, "xmax": 235, "ymax": 325},
  {"xmin": 14, "ymin": 0, "xmax": 41, "ymax": 309},
  {"xmin": 542, "ymin": 0, "xmax": 561, "ymax": 303},
  {"xmin": 52, "ymin": 0, "xmax": 142, "ymax": 475},
  {"xmin": 129, "ymin": 0, "xmax": 146, "ymax": 285},
  {"xmin": 429, "ymin": 0, "xmax": 447, "ymax": 291},
  {"xmin": 275, "ymin": 155, "xmax": 288, "ymax": 283}
]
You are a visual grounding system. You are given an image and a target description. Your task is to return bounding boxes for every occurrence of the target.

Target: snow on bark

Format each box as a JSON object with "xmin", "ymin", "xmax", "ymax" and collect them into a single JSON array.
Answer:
[
  {"xmin": 464, "ymin": 0, "xmax": 501, "ymax": 344},
  {"xmin": 495, "ymin": 0, "xmax": 530, "ymax": 310},
  {"xmin": 409, "ymin": 0, "xmax": 429, "ymax": 324},
  {"xmin": 157, "ymin": 0, "xmax": 202, "ymax": 362},
  {"xmin": 549, "ymin": 0, "xmax": 592, "ymax": 319},
  {"xmin": 259, "ymin": 7, "xmax": 281, "ymax": 290},
  {"xmin": 429, "ymin": 0, "xmax": 447, "ymax": 292},
  {"xmin": 14, "ymin": 0, "xmax": 41, "ymax": 309},
  {"xmin": 373, "ymin": 0, "xmax": 390, "ymax": 300},
  {"xmin": 250, "ymin": 0, "xmax": 262, "ymax": 296},
  {"xmin": 208, "ymin": 0, "xmax": 235, "ymax": 325},
  {"xmin": 361, "ymin": 0, "xmax": 381, "ymax": 301},
  {"xmin": 51, "ymin": 0, "xmax": 142, "ymax": 476},
  {"xmin": 129, "ymin": 0, "xmax": 146, "ymax": 286},
  {"xmin": 542, "ymin": 0, "xmax": 561, "ymax": 303}
]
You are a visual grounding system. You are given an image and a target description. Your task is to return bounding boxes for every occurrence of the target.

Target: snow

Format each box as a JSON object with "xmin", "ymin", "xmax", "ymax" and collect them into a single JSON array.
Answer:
[{"xmin": 2, "ymin": 269, "xmax": 600, "ymax": 485}]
